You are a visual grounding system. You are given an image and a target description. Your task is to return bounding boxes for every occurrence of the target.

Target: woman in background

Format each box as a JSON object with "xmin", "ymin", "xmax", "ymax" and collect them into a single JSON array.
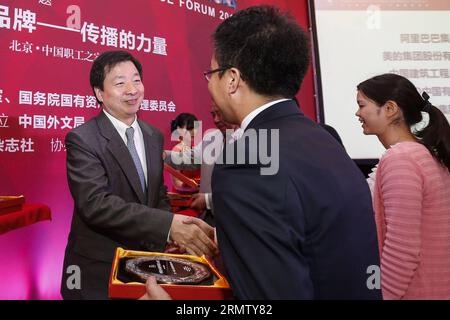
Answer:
[
  {"xmin": 356, "ymin": 73, "xmax": 450, "ymax": 299},
  {"xmin": 169, "ymin": 113, "xmax": 200, "ymax": 192}
]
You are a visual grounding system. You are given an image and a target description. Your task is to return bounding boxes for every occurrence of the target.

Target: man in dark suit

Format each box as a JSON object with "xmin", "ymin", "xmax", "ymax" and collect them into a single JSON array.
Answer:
[
  {"xmin": 60, "ymin": 50, "xmax": 217, "ymax": 299},
  {"xmin": 206, "ymin": 6, "xmax": 382, "ymax": 299}
]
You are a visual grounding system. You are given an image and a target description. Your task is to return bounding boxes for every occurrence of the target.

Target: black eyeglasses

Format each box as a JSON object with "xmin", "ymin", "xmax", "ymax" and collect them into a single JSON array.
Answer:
[{"xmin": 203, "ymin": 66, "xmax": 231, "ymax": 81}]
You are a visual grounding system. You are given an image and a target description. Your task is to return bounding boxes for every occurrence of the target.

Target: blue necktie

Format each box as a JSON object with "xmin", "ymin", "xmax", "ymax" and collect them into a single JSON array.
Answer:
[{"xmin": 125, "ymin": 127, "xmax": 146, "ymax": 193}]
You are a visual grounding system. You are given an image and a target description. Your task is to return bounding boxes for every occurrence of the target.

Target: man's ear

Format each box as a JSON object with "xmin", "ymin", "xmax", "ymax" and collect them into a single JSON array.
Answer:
[
  {"xmin": 227, "ymin": 68, "xmax": 241, "ymax": 94},
  {"xmin": 94, "ymin": 87, "xmax": 103, "ymax": 103}
]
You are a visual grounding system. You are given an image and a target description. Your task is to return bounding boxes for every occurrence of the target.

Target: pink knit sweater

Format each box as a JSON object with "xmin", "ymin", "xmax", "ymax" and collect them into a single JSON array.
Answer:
[{"xmin": 372, "ymin": 141, "xmax": 450, "ymax": 299}]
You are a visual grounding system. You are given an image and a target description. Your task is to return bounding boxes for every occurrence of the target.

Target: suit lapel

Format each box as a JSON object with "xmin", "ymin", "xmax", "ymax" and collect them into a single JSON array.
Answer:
[
  {"xmin": 96, "ymin": 112, "xmax": 147, "ymax": 204},
  {"xmin": 139, "ymin": 120, "xmax": 159, "ymax": 207}
]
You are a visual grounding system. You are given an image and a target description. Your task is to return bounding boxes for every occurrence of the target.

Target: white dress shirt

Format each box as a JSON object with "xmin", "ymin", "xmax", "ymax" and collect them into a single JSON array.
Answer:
[
  {"xmin": 103, "ymin": 110, "xmax": 148, "ymax": 186},
  {"xmin": 240, "ymin": 98, "xmax": 290, "ymax": 132}
]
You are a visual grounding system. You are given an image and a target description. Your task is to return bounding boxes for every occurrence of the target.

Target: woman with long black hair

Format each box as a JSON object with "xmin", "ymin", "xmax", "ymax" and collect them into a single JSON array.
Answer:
[{"xmin": 356, "ymin": 73, "xmax": 450, "ymax": 299}]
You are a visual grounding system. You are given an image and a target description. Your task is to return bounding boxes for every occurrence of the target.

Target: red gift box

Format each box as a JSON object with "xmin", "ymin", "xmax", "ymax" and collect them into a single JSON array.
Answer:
[
  {"xmin": 167, "ymin": 192, "xmax": 193, "ymax": 208},
  {"xmin": 109, "ymin": 248, "xmax": 232, "ymax": 300},
  {"xmin": 0, "ymin": 195, "xmax": 25, "ymax": 216}
]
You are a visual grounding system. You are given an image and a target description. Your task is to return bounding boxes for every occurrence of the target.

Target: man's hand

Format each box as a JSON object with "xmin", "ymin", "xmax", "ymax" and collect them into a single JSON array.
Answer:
[
  {"xmin": 190, "ymin": 193, "xmax": 207, "ymax": 211},
  {"xmin": 139, "ymin": 276, "xmax": 172, "ymax": 300},
  {"xmin": 182, "ymin": 216, "xmax": 216, "ymax": 243},
  {"xmin": 170, "ymin": 215, "xmax": 218, "ymax": 258},
  {"xmin": 164, "ymin": 241, "xmax": 186, "ymax": 254}
]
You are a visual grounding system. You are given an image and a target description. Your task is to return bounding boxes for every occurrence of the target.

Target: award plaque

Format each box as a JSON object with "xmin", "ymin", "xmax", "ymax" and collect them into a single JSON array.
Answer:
[
  {"xmin": 109, "ymin": 248, "xmax": 232, "ymax": 299},
  {"xmin": 125, "ymin": 256, "xmax": 211, "ymax": 284}
]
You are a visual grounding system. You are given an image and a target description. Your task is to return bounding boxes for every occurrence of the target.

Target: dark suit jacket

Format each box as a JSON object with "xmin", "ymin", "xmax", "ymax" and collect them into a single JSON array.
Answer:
[
  {"xmin": 212, "ymin": 100, "xmax": 381, "ymax": 299},
  {"xmin": 61, "ymin": 112, "xmax": 172, "ymax": 299}
]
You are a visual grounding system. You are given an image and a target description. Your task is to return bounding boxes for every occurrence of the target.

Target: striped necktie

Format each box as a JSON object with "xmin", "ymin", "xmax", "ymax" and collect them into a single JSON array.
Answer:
[{"xmin": 125, "ymin": 127, "xmax": 146, "ymax": 193}]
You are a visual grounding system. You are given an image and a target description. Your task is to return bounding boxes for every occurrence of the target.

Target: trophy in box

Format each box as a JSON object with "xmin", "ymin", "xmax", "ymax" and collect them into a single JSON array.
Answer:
[
  {"xmin": 109, "ymin": 248, "xmax": 231, "ymax": 299},
  {"xmin": 125, "ymin": 255, "xmax": 211, "ymax": 284}
]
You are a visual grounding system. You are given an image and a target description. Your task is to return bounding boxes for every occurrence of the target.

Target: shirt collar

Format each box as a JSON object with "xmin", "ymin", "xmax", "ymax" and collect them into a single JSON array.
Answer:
[
  {"xmin": 240, "ymin": 98, "xmax": 290, "ymax": 131},
  {"xmin": 103, "ymin": 109, "xmax": 138, "ymax": 140}
]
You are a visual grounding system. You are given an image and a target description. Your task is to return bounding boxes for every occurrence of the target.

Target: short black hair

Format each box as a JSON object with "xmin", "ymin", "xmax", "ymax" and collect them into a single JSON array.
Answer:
[
  {"xmin": 213, "ymin": 5, "xmax": 310, "ymax": 98},
  {"xmin": 171, "ymin": 113, "xmax": 198, "ymax": 133},
  {"xmin": 90, "ymin": 50, "xmax": 143, "ymax": 104}
]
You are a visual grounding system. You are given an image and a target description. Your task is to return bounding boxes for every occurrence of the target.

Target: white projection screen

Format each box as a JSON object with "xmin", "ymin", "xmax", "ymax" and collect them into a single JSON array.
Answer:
[{"xmin": 310, "ymin": 0, "xmax": 450, "ymax": 160}]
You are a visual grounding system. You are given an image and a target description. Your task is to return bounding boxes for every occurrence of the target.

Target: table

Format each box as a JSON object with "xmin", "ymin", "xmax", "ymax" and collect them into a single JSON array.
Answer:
[{"xmin": 0, "ymin": 203, "xmax": 52, "ymax": 235}]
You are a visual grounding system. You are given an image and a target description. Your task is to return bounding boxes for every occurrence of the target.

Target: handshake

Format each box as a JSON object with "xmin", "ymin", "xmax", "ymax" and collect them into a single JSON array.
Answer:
[{"xmin": 167, "ymin": 214, "xmax": 218, "ymax": 258}]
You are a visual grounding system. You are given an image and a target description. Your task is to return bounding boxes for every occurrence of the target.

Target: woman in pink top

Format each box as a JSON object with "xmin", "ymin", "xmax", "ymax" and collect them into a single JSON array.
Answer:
[{"xmin": 356, "ymin": 73, "xmax": 450, "ymax": 299}]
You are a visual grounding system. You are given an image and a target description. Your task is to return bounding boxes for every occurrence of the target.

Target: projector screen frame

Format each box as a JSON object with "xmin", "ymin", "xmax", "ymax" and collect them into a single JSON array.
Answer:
[{"xmin": 307, "ymin": 0, "xmax": 379, "ymax": 165}]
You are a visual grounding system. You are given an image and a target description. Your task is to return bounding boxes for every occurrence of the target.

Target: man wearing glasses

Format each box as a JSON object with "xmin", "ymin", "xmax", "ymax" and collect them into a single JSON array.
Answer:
[
  {"xmin": 144, "ymin": 5, "xmax": 381, "ymax": 300},
  {"xmin": 204, "ymin": 6, "xmax": 381, "ymax": 299}
]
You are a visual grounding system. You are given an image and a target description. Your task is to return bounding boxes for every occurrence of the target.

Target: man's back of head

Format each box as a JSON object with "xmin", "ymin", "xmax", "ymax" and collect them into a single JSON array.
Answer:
[{"xmin": 213, "ymin": 6, "xmax": 310, "ymax": 98}]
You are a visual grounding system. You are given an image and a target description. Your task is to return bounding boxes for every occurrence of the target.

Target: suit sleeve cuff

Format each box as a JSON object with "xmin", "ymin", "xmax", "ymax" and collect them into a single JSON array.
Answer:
[{"xmin": 205, "ymin": 193, "xmax": 212, "ymax": 210}]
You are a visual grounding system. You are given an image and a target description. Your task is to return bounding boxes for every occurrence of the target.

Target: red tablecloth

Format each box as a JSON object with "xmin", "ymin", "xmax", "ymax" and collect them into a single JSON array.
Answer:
[{"xmin": 0, "ymin": 203, "xmax": 51, "ymax": 235}]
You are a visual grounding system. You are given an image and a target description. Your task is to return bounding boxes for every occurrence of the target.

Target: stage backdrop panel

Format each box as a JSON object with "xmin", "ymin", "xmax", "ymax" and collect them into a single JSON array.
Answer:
[{"xmin": 0, "ymin": 0, "xmax": 314, "ymax": 299}]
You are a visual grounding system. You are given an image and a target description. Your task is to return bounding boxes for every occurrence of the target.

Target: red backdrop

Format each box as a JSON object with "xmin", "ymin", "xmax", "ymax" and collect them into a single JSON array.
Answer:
[{"xmin": 0, "ymin": 0, "xmax": 314, "ymax": 299}]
